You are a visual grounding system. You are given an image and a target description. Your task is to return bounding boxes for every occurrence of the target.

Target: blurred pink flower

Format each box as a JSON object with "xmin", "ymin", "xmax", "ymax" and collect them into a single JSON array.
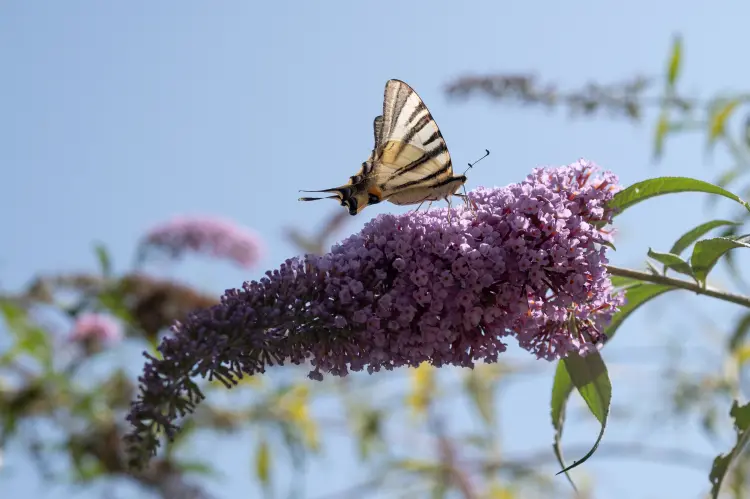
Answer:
[
  {"xmin": 140, "ymin": 216, "xmax": 263, "ymax": 269},
  {"xmin": 70, "ymin": 313, "xmax": 122, "ymax": 344}
]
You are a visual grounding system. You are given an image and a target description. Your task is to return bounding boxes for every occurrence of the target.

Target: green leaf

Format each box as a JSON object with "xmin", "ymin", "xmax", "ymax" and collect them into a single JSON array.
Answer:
[
  {"xmin": 255, "ymin": 438, "xmax": 271, "ymax": 488},
  {"xmin": 465, "ymin": 368, "xmax": 496, "ymax": 427},
  {"xmin": 550, "ymin": 361, "xmax": 577, "ymax": 491},
  {"xmin": 599, "ymin": 239, "xmax": 616, "ymax": 251},
  {"xmin": 653, "ymin": 111, "xmax": 670, "ymax": 162},
  {"xmin": 669, "ymin": 220, "xmax": 740, "ymax": 256},
  {"xmin": 666, "ymin": 34, "xmax": 682, "ymax": 88},
  {"xmin": 551, "ymin": 362, "xmax": 573, "ymax": 437},
  {"xmin": 353, "ymin": 407, "xmax": 384, "ymax": 460},
  {"xmin": 691, "ymin": 236, "xmax": 750, "ymax": 284},
  {"xmin": 646, "ymin": 248, "xmax": 694, "ymax": 278},
  {"xmin": 93, "ymin": 243, "xmax": 112, "ymax": 278},
  {"xmin": 609, "ymin": 276, "xmax": 642, "ymax": 289},
  {"xmin": 0, "ymin": 301, "xmax": 52, "ymax": 368},
  {"xmin": 709, "ymin": 401, "xmax": 750, "ymax": 498},
  {"xmin": 608, "ymin": 177, "xmax": 750, "ymax": 217},
  {"xmin": 718, "ymin": 224, "xmax": 746, "ymax": 285},
  {"xmin": 729, "ymin": 312, "xmax": 750, "ymax": 352},
  {"xmin": 551, "ymin": 281, "xmax": 674, "ymax": 480},
  {"xmin": 605, "ymin": 283, "xmax": 676, "ymax": 342},
  {"xmin": 565, "ymin": 352, "xmax": 610, "ymax": 425},
  {"xmin": 556, "ymin": 351, "xmax": 611, "ymax": 474},
  {"xmin": 177, "ymin": 460, "xmax": 217, "ymax": 476},
  {"xmin": 708, "ymin": 99, "xmax": 742, "ymax": 147}
]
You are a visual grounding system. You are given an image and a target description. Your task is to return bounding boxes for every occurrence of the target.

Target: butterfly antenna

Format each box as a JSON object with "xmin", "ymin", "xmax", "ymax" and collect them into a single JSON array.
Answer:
[{"xmin": 462, "ymin": 149, "xmax": 490, "ymax": 176}]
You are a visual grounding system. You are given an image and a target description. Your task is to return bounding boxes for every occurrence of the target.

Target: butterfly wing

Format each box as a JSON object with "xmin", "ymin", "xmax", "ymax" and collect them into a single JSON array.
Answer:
[{"xmin": 373, "ymin": 80, "xmax": 460, "ymax": 198}]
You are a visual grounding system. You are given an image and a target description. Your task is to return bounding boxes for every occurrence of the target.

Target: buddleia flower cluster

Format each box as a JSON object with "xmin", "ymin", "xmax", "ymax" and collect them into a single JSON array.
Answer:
[
  {"xmin": 125, "ymin": 159, "xmax": 624, "ymax": 468},
  {"xmin": 138, "ymin": 216, "xmax": 264, "ymax": 269}
]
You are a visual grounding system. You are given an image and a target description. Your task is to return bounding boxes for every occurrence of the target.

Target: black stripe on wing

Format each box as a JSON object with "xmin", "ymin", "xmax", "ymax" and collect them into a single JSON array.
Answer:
[
  {"xmin": 385, "ymin": 142, "xmax": 449, "ymax": 182},
  {"xmin": 373, "ymin": 115, "xmax": 384, "ymax": 149}
]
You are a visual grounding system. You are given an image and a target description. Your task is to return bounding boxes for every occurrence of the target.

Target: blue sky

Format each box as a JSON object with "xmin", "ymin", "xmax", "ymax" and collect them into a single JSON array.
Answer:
[{"xmin": 2, "ymin": 2, "xmax": 750, "ymax": 498}]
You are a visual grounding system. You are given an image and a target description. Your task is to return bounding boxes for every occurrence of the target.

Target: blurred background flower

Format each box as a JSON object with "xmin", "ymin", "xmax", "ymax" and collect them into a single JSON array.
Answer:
[
  {"xmin": 138, "ymin": 216, "xmax": 264, "ymax": 269},
  {"xmin": 69, "ymin": 312, "xmax": 122, "ymax": 354}
]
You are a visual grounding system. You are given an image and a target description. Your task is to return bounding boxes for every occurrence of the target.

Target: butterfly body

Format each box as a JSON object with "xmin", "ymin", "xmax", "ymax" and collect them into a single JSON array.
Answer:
[{"xmin": 300, "ymin": 79, "xmax": 471, "ymax": 216}]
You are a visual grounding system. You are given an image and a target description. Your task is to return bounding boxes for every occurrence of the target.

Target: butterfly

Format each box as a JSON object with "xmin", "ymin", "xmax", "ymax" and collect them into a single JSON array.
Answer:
[{"xmin": 299, "ymin": 79, "xmax": 488, "ymax": 217}]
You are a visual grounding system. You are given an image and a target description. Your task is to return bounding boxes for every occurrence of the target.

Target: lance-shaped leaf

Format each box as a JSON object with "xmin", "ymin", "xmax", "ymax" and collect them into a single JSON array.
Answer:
[
  {"xmin": 708, "ymin": 99, "xmax": 742, "ymax": 148},
  {"xmin": 666, "ymin": 34, "xmax": 682, "ymax": 89},
  {"xmin": 550, "ymin": 280, "xmax": 675, "ymax": 481},
  {"xmin": 691, "ymin": 236, "xmax": 750, "ymax": 284},
  {"xmin": 729, "ymin": 312, "xmax": 750, "ymax": 352},
  {"xmin": 653, "ymin": 111, "xmax": 670, "ymax": 162},
  {"xmin": 93, "ymin": 243, "xmax": 112, "ymax": 278},
  {"xmin": 608, "ymin": 177, "xmax": 750, "ymax": 217},
  {"xmin": 669, "ymin": 220, "xmax": 740, "ymax": 256},
  {"xmin": 609, "ymin": 275, "xmax": 642, "ymax": 289},
  {"xmin": 556, "ymin": 350, "xmax": 611, "ymax": 475},
  {"xmin": 709, "ymin": 401, "xmax": 750, "ymax": 498},
  {"xmin": 255, "ymin": 438, "xmax": 271, "ymax": 489},
  {"xmin": 551, "ymin": 361, "xmax": 577, "ymax": 491},
  {"xmin": 718, "ymin": 223, "xmax": 747, "ymax": 286},
  {"xmin": 647, "ymin": 248, "xmax": 694, "ymax": 278}
]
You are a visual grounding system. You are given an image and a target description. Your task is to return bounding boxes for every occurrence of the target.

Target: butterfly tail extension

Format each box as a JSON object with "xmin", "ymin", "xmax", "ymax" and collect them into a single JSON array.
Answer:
[
  {"xmin": 299, "ymin": 185, "xmax": 370, "ymax": 216},
  {"xmin": 298, "ymin": 195, "xmax": 340, "ymax": 201}
]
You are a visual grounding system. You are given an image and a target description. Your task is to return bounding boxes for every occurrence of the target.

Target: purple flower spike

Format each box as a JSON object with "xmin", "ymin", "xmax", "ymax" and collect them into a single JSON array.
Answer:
[
  {"xmin": 125, "ymin": 159, "xmax": 624, "ymax": 468},
  {"xmin": 140, "ymin": 216, "xmax": 264, "ymax": 269}
]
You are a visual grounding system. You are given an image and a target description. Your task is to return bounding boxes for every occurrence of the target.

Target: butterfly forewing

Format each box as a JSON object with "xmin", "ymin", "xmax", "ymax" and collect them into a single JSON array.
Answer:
[{"xmin": 375, "ymin": 81, "xmax": 458, "ymax": 194}]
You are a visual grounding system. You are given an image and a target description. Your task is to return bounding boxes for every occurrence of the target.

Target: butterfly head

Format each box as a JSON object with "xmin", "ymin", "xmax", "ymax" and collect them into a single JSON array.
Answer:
[{"xmin": 342, "ymin": 185, "xmax": 383, "ymax": 215}]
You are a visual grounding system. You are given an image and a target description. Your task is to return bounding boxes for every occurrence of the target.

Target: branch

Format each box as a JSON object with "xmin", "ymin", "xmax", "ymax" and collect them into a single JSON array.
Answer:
[{"xmin": 607, "ymin": 265, "xmax": 750, "ymax": 309}]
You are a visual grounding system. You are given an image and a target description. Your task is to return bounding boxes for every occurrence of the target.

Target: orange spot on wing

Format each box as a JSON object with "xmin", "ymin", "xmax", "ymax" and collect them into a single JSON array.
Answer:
[{"xmin": 368, "ymin": 186, "xmax": 383, "ymax": 199}]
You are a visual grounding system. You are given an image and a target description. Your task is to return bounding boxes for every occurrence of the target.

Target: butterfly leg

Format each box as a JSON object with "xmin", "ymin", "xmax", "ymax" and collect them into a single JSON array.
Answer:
[
  {"xmin": 411, "ymin": 195, "xmax": 433, "ymax": 214},
  {"xmin": 445, "ymin": 196, "xmax": 453, "ymax": 225},
  {"xmin": 458, "ymin": 185, "xmax": 478, "ymax": 215},
  {"xmin": 412, "ymin": 198, "xmax": 428, "ymax": 213},
  {"xmin": 455, "ymin": 194, "xmax": 477, "ymax": 216}
]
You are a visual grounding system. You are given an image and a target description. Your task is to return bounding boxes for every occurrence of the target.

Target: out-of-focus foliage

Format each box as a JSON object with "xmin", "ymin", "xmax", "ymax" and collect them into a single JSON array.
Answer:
[{"xmin": 0, "ymin": 220, "xmax": 322, "ymax": 499}]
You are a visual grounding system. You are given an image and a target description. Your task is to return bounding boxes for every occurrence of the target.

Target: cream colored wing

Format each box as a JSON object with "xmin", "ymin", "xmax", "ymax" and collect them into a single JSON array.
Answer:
[{"xmin": 374, "ymin": 80, "xmax": 456, "ymax": 194}]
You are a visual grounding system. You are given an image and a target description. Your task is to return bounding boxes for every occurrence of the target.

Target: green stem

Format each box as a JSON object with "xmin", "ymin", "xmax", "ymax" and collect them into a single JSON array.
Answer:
[{"xmin": 607, "ymin": 265, "xmax": 750, "ymax": 309}]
